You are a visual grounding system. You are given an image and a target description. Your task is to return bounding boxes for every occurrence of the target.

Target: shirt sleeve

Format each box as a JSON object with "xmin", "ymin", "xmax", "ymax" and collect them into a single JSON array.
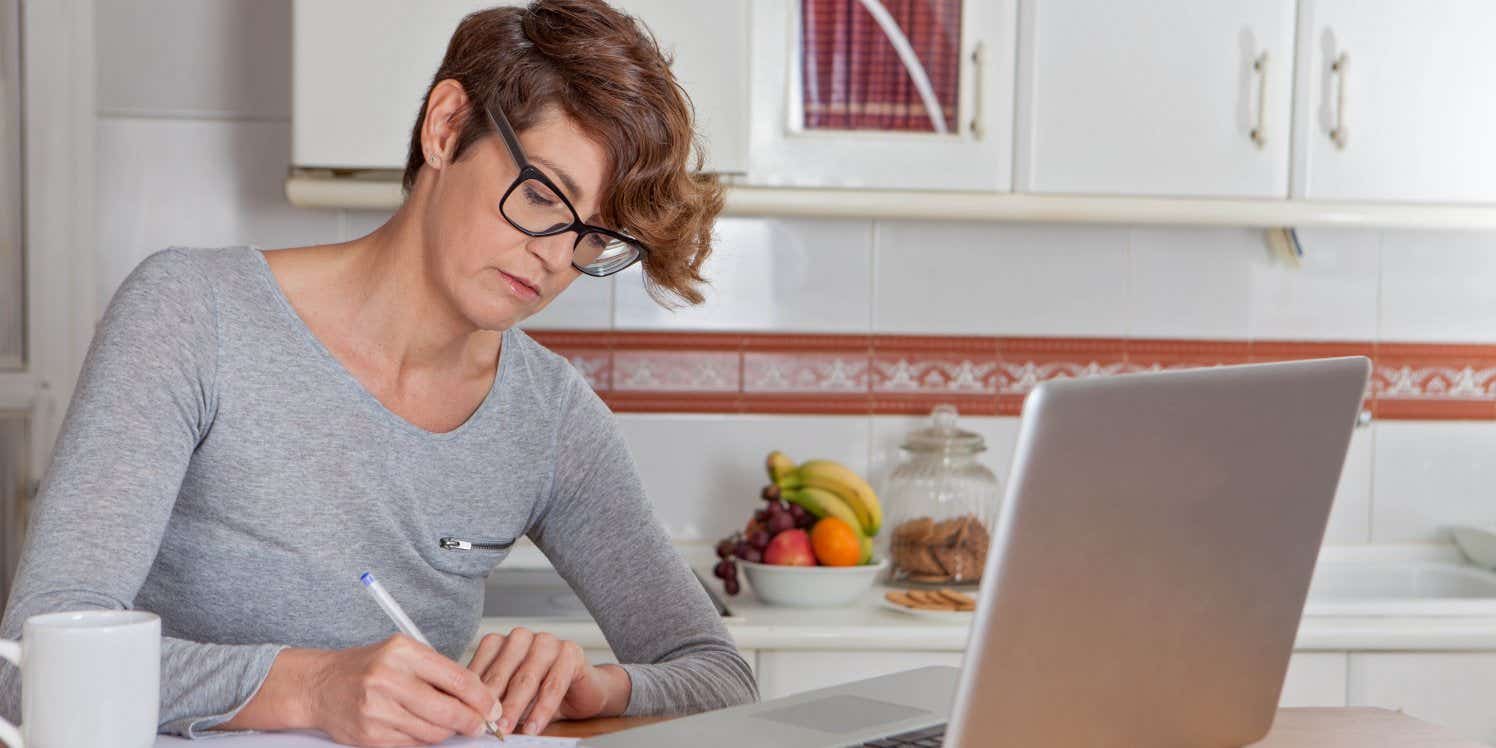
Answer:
[
  {"xmin": 0, "ymin": 248, "xmax": 286, "ymax": 737},
  {"xmin": 525, "ymin": 370, "xmax": 759, "ymax": 716}
]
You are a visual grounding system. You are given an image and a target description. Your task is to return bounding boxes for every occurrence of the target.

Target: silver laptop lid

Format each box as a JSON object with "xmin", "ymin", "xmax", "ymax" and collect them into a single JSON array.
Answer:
[{"xmin": 947, "ymin": 356, "xmax": 1369, "ymax": 748}]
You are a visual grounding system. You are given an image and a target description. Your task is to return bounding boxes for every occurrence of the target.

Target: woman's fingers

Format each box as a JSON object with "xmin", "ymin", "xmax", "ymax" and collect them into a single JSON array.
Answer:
[
  {"xmin": 467, "ymin": 632, "xmax": 506, "ymax": 677},
  {"xmin": 499, "ymin": 631, "xmax": 562, "ymax": 734},
  {"xmin": 522, "ymin": 640, "xmax": 585, "ymax": 735},
  {"xmin": 395, "ymin": 637, "xmax": 499, "ymax": 734}
]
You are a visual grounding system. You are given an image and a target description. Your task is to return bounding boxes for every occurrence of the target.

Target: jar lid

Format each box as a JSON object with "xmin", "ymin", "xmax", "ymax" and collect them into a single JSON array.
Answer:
[{"xmin": 901, "ymin": 403, "xmax": 985, "ymax": 453}]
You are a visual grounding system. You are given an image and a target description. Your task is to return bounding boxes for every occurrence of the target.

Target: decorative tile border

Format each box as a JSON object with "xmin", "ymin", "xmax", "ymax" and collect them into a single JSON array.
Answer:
[{"xmin": 529, "ymin": 330, "xmax": 1496, "ymax": 420}]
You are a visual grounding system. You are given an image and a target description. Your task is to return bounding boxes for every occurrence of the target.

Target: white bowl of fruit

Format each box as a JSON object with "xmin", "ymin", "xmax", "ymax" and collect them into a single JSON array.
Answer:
[{"xmin": 711, "ymin": 452, "xmax": 887, "ymax": 608}]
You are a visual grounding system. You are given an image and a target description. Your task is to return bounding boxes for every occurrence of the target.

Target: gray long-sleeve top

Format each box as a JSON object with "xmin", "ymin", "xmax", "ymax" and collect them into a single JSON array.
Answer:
[{"xmin": 0, "ymin": 247, "xmax": 756, "ymax": 737}]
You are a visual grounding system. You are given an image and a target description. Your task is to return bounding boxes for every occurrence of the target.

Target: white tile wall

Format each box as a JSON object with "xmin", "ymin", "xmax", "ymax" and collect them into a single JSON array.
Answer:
[
  {"xmin": 873, "ymin": 221, "xmax": 1130, "ymax": 336},
  {"xmin": 1129, "ymin": 227, "xmax": 1253, "ymax": 339},
  {"xmin": 1248, "ymin": 228, "xmax": 1380, "ymax": 341},
  {"xmin": 1370, "ymin": 421, "xmax": 1496, "ymax": 543},
  {"xmin": 96, "ymin": 0, "xmax": 292, "ymax": 120},
  {"xmin": 1380, "ymin": 230, "xmax": 1496, "ymax": 343},
  {"xmin": 95, "ymin": 119, "xmax": 340, "ymax": 311},
  {"xmin": 1324, "ymin": 428, "xmax": 1373, "ymax": 545},
  {"xmin": 615, "ymin": 414, "xmax": 872, "ymax": 541},
  {"xmin": 614, "ymin": 217, "xmax": 873, "ymax": 332}
]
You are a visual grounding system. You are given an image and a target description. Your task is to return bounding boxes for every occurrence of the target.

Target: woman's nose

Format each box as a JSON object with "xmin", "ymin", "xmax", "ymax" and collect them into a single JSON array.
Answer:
[{"xmin": 526, "ymin": 232, "xmax": 574, "ymax": 271}]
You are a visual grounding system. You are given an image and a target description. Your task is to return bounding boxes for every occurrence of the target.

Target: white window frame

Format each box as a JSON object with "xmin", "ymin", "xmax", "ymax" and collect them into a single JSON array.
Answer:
[{"xmin": 0, "ymin": 0, "xmax": 96, "ymax": 483}]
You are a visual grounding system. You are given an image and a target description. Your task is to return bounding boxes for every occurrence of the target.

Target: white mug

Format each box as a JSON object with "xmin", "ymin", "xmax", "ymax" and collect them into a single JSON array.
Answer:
[{"xmin": 0, "ymin": 610, "xmax": 160, "ymax": 748}]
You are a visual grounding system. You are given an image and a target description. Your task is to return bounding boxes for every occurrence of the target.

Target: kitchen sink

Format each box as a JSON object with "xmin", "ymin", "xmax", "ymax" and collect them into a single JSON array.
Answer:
[
  {"xmin": 482, "ymin": 567, "xmax": 730, "ymax": 619},
  {"xmin": 1304, "ymin": 561, "xmax": 1496, "ymax": 616}
]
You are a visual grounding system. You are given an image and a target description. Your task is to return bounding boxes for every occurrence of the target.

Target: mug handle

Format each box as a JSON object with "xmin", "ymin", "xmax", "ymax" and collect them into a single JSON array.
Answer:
[{"xmin": 0, "ymin": 640, "xmax": 20, "ymax": 748}]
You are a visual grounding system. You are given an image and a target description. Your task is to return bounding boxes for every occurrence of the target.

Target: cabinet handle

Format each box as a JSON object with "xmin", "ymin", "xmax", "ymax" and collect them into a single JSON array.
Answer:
[
  {"xmin": 969, "ymin": 41, "xmax": 985, "ymax": 140},
  {"xmin": 1329, "ymin": 52, "xmax": 1349, "ymax": 149},
  {"xmin": 1250, "ymin": 51, "xmax": 1269, "ymax": 148}
]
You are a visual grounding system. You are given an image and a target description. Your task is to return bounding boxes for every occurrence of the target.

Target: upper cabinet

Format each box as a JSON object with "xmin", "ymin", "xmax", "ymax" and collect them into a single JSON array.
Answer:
[
  {"xmin": 745, "ymin": 0, "xmax": 1016, "ymax": 191},
  {"xmin": 291, "ymin": 0, "xmax": 747, "ymax": 174},
  {"xmin": 1014, "ymin": 0, "xmax": 1296, "ymax": 199},
  {"xmin": 1291, "ymin": 0, "xmax": 1496, "ymax": 203}
]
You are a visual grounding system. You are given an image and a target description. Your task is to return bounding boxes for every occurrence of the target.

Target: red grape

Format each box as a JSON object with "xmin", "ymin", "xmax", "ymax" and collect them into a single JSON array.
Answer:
[
  {"xmin": 740, "ymin": 547, "xmax": 763, "ymax": 564},
  {"xmin": 768, "ymin": 512, "xmax": 795, "ymax": 534},
  {"xmin": 713, "ymin": 559, "xmax": 734, "ymax": 579},
  {"xmin": 748, "ymin": 530, "xmax": 771, "ymax": 550},
  {"xmin": 724, "ymin": 578, "xmax": 741, "ymax": 596},
  {"xmin": 753, "ymin": 509, "xmax": 771, "ymax": 523},
  {"xmin": 715, "ymin": 540, "xmax": 735, "ymax": 559}
]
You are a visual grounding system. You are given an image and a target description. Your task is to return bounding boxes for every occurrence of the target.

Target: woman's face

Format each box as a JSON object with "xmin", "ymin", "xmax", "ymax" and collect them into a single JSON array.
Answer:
[{"xmin": 418, "ymin": 93, "xmax": 610, "ymax": 332}]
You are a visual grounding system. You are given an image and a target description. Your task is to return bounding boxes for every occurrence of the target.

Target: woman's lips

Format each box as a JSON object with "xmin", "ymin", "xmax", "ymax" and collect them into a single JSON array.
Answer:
[{"xmin": 499, "ymin": 270, "xmax": 539, "ymax": 301}]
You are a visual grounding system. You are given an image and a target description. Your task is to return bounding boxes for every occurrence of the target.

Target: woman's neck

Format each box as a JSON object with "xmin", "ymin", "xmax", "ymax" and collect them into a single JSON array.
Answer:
[{"xmin": 275, "ymin": 212, "xmax": 500, "ymax": 380}]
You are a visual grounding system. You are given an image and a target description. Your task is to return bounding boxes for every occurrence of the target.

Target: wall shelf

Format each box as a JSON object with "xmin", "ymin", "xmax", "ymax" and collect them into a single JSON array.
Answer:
[{"xmin": 285, "ymin": 171, "xmax": 1496, "ymax": 230}]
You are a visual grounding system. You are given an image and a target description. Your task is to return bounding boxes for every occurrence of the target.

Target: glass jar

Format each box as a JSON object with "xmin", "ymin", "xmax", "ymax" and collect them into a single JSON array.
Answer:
[{"xmin": 884, "ymin": 404, "xmax": 1001, "ymax": 586}]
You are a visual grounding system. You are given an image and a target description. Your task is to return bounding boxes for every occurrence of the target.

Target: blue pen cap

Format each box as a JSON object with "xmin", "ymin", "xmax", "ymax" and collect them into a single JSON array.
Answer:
[{"xmin": 360, "ymin": 572, "xmax": 375, "ymax": 586}]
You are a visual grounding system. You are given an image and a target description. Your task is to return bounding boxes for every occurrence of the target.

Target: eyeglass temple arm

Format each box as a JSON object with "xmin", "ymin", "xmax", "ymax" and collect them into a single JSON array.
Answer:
[{"xmin": 483, "ymin": 105, "xmax": 531, "ymax": 169}]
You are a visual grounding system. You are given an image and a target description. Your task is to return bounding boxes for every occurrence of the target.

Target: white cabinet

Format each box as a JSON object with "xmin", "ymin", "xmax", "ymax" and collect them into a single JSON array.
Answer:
[
  {"xmin": 1278, "ymin": 653, "xmax": 1348, "ymax": 707},
  {"xmin": 1015, "ymin": 0, "xmax": 1296, "ymax": 198},
  {"xmin": 755, "ymin": 650, "xmax": 964, "ymax": 701},
  {"xmin": 745, "ymin": 0, "xmax": 1015, "ymax": 191},
  {"xmin": 1349, "ymin": 653, "xmax": 1496, "ymax": 744},
  {"xmin": 1291, "ymin": 0, "xmax": 1496, "ymax": 202},
  {"xmin": 291, "ymin": 0, "xmax": 747, "ymax": 174}
]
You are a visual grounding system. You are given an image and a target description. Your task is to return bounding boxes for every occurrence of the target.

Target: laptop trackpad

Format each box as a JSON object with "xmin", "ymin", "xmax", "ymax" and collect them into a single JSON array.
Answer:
[{"xmin": 752, "ymin": 694, "xmax": 931, "ymax": 735}]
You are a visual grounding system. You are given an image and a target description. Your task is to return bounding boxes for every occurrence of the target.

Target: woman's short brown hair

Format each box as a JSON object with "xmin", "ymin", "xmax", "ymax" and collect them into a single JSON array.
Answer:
[{"xmin": 402, "ymin": 0, "xmax": 720, "ymax": 306}]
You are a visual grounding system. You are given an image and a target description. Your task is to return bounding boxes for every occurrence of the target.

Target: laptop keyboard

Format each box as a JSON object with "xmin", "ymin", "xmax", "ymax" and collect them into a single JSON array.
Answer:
[{"xmin": 853, "ymin": 723, "xmax": 947, "ymax": 747}]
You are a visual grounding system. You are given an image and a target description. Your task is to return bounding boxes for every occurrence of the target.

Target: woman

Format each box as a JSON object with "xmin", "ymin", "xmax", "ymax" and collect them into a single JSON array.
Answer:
[{"xmin": 0, "ymin": 1, "xmax": 754, "ymax": 744}]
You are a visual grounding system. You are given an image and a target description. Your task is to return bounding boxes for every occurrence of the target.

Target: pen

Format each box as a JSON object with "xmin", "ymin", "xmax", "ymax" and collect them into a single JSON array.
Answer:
[{"xmin": 361, "ymin": 571, "xmax": 506, "ymax": 742}]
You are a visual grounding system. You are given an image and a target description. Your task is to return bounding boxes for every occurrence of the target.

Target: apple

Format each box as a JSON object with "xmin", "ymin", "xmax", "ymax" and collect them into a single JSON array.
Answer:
[{"xmin": 763, "ymin": 529, "xmax": 816, "ymax": 566}]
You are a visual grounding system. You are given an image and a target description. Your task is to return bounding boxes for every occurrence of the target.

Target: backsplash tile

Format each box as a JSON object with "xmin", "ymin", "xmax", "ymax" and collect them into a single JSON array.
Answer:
[
  {"xmin": 873, "ymin": 221, "xmax": 1130, "ymax": 336},
  {"xmin": 614, "ymin": 217, "xmax": 873, "ymax": 333},
  {"xmin": 616, "ymin": 413, "xmax": 872, "ymax": 541},
  {"xmin": 1128, "ymin": 227, "xmax": 1253, "ymax": 340},
  {"xmin": 1248, "ymin": 229, "xmax": 1380, "ymax": 341},
  {"xmin": 1381, "ymin": 230, "xmax": 1496, "ymax": 344},
  {"xmin": 1371, "ymin": 421, "xmax": 1496, "ymax": 543}
]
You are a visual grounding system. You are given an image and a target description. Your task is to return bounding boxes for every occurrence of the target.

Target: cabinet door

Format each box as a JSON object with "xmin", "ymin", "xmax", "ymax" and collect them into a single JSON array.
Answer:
[
  {"xmin": 755, "ymin": 650, "xmax": 963, "ymax": 701},
  {"xmin": 1349, "ymin": 653, "xmax": 1496, "ymax": 743},
  {"xmin": 291, "ymin": 0, "xmax": 746, "ymax": 173},
  {"xmin": 1292, "ymin": 0, "xmax": 1496, "ymax": 202},
  {"xmin": 1016, "ymin": 0, "xmax": 1295, "ymax": 198},
  {"xmin": 1278, "ymin": 653, "xmax": 1347, "ymax": 707},
  {"xmin": 746, "ymin": 0, "xmax": 1015, "ymax": 190}
]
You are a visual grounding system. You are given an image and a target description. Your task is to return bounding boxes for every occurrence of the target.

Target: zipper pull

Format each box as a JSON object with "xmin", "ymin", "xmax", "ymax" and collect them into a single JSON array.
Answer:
[{"xmin": 439, "ymin": 537, "xmax": 472, "ymax": 550}]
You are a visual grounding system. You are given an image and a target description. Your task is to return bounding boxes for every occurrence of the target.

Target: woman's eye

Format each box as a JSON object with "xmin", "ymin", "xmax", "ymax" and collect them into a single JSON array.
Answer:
[{"xmin": 524, "ymin": 186, "xmax": 556, "ymax": 207}]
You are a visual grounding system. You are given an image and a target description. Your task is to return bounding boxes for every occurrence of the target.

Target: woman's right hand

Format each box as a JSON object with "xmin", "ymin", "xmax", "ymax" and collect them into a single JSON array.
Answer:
[{"xmin": 305, "ymin": 634, "xmax": 502, "ymax": 746}]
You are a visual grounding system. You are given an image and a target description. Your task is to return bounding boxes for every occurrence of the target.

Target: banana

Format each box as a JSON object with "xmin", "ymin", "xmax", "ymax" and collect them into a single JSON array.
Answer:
[
  {"xmin": 765, "ymin": 450, "xmax": 797, "ymax": 484},
  {"xmin": 783, "ymin": 486, "xmax": 862, "ymax": 533},
  {"xmin": 786, "ymin": 459, "xmax": 884, "ymax": 536},
  {"xmin": 858, "ymin": 533, "xmax": 874, "ymax": 565}
]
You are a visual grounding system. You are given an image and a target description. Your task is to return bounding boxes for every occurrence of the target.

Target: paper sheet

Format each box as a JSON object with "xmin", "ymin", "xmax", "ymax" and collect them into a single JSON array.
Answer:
[{"xmin": 156, "ymin": 729, "xmax": 578, "ymax": 747}]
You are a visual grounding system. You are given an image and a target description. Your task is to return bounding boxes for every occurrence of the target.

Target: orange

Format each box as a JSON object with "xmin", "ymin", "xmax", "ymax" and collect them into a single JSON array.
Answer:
[{"xmin": 810, "ymin": 516, "xmax": 863, "ymax": 567}]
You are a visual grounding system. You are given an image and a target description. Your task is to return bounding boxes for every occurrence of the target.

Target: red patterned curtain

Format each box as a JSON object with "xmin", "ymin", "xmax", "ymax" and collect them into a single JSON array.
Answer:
[{"xmin": 801, "ymin": 0, "xmax": 964, "ymax": 133}]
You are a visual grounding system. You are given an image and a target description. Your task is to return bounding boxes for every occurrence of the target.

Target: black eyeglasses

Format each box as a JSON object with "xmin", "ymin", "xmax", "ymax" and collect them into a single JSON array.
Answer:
[{"xmin": 482, "ymin": 104, "xmax": 647, "ymax": 277}]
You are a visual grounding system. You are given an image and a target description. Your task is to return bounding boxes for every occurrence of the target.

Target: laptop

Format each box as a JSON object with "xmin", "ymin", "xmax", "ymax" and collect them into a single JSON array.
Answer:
[{"xmin": 588, "ymin": 356, "xmax": 1370, "ymax": 748}]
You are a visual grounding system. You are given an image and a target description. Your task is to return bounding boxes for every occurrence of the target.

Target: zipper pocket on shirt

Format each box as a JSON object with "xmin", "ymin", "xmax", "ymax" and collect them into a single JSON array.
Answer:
[{"xmin": 439, "ymin": 536, "xmax": 515, "ymax": 552}]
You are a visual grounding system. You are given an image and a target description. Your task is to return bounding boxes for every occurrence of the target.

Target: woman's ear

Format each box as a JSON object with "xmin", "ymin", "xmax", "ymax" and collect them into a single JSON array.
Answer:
[{"xmin": 421, "ymin": 79, "xmax": 469, "ymax": 170}]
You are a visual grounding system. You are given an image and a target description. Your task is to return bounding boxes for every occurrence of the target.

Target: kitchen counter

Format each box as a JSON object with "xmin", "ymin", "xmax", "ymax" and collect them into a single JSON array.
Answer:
[{"xmin": 475, "ymin": 542, "xmax": 1496, "ymax": 653}]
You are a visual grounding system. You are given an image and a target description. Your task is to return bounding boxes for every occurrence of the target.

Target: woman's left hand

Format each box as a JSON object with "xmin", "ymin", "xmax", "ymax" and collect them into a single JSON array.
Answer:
[{"xmin": 465, "ymin": 627, "xmax": 631, "ymax": 736}]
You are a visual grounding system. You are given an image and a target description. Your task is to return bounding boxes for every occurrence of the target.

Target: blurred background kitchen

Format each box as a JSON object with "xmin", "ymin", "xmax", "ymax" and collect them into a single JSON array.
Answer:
[{"xmin": 7, "ymin": 0, "xmax": 1496, "ymax": 742}]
